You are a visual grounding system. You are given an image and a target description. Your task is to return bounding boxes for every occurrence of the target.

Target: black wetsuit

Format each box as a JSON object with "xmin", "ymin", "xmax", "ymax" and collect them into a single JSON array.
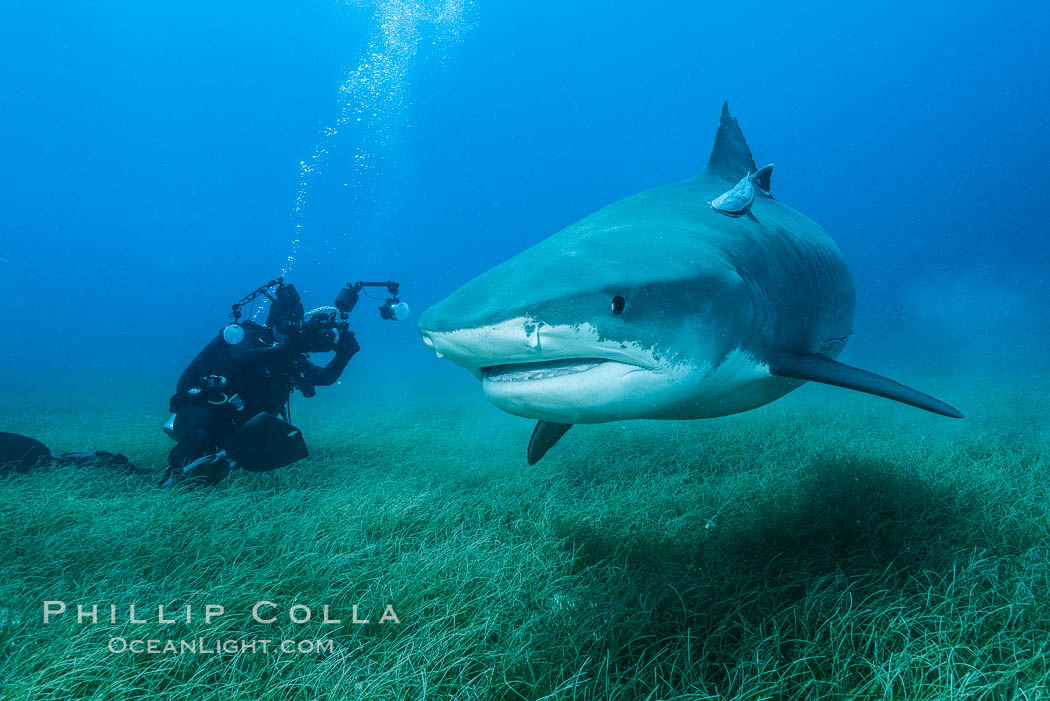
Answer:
[{"xmin": 167, "ymin": 321, "xmax": 355, "ymax": 471}]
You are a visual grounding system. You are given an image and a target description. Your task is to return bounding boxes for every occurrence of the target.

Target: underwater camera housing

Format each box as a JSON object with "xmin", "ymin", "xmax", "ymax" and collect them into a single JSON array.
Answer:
[
  {"xmin": 335, "ymin": 281, "xmax": 410, "ymax": 322},
  {"xmin": 292, "ymin": 280, "xmax": 410, "ymax": 353},
  {"xmin": 297, "ymin": 312, "xmax": 344, "ymax": 353}
]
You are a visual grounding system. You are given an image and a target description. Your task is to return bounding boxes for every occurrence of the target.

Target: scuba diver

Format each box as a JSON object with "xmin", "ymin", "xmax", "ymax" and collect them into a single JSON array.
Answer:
[{"xmin": 161, "ymin": 278, "xmax": 408, "ymax": 487}]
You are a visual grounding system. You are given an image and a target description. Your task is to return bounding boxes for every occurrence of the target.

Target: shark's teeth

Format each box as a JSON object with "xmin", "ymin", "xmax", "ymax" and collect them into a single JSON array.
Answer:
[
  {"xmin": 484, "ymin": 358, "xmax": 606, "ymax": 383},
  {"xmin": 436, "ymin": 351, "xmax": 445, "ymax": 359}
]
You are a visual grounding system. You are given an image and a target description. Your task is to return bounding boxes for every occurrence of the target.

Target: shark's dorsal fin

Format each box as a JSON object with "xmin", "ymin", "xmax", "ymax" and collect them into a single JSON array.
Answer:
[
  {"xmin": 703, "ymin": 102, "xmax": 758, "ymax": 182},
  {"xmin": 767, "ymin": 352, "xmax": 964, "ymax": 418},
  {"xmin": 528, "ymin": 421, "xmax": 572, "ymax": 465}
]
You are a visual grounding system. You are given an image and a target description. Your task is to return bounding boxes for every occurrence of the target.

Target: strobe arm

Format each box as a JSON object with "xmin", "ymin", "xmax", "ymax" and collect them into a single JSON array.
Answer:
[
  {"xmin": 350, "ymin": 281, "xmax": 399, "ymax": 296},
  {"xmin": 231, "ymin": 278, "xmax": 283, "ymax": 321},
  {"xmin": 335, "ymin": 281, "xmax": 400, "ymax": 315}
]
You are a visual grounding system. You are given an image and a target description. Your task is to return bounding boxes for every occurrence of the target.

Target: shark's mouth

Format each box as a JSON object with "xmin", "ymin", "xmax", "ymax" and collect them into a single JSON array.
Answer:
[
  {"xmin": 483, "ymin": 358, "xmax": 608, "ymax": 383},
  {"xmin": 477, "ymin": 355, "xmax": 673, "ymax": 424}
]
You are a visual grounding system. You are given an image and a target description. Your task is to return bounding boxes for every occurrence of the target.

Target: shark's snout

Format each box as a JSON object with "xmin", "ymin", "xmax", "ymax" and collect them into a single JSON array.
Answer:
[{"xmin": 419, "ymin": 331, "xmax": 443, "ymax": 358}]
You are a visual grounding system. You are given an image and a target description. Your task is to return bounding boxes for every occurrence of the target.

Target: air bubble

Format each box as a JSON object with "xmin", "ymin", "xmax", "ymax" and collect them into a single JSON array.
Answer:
[{"xmin": 281, "ymin": 0, "xmax": 475, "ymax": 278}]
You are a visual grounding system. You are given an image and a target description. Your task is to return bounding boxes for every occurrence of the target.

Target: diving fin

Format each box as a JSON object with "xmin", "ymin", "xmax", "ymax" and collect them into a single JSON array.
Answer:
[
  {"xmin": 528, "ymin": 421, "xmax": 572, "ymax": 465},
  {"xmin": 225, "ymin": 412, "xmax": 308, "ymax": 472},
  {"xmin": 1, "ymin": 432, "xmax": 144, "ymax": 474},
  {"xmin": 767, "ymin": 352, "xmax": 963, "ymax": 418},
  {"xmin": 0, "ymin": 432, "xmax": 52, "ymax": 473}
]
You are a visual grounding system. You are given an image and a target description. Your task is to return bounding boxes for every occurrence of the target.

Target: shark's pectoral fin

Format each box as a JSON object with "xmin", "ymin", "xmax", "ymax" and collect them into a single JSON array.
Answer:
[
  {"xmin": 528, "ymin": 421, "xmax": 573, "ymax": 465},
  {"xmin": 768, "ymin": 352, "xmax": 964, "ymax": 419}
]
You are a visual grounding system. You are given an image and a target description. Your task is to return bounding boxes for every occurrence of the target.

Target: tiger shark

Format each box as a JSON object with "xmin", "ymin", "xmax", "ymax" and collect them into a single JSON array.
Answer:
[{"xmin": 418, "ymin": 103, "xmax": 962, "ymax": 464}]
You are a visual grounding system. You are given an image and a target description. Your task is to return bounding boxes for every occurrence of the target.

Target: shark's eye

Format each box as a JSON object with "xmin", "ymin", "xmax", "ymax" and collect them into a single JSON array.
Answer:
[{"xmin": 611, "ymin": 295, "xmax": 626, "ymax": 315}]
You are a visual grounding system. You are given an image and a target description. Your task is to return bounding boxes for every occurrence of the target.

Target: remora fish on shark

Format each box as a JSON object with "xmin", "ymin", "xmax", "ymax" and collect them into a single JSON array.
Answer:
[
  {"xmin": 710, "ymin": 164, "xmax": 773, "ymax": 219},
  {"xmin": 419, "ymin": 102, "xmax": 962, "ymax": 464}
]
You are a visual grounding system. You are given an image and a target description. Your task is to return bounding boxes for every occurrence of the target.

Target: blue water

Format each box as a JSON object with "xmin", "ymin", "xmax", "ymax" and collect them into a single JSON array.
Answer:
[{"xmin": 1, "ymin": 0, "xmax": 1047, "ymax": 400}]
